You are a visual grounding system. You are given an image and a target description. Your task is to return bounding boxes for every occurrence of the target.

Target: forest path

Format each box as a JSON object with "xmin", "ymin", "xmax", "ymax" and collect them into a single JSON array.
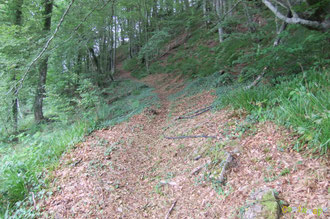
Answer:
[{"xmin": 43, "ymin": 69, "xmax": 329, "ymax": 218}]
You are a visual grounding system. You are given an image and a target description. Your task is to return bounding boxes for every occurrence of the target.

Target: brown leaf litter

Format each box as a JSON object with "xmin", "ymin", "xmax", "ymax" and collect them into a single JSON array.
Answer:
[{"xmin": 41, "ymin": 73, "xmax": 329, "ymax": 219}]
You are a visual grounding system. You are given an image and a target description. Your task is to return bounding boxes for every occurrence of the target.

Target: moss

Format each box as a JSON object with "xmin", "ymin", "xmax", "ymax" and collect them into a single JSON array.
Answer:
[{"xmin": 260, "ymin": 191, "xmax": 279, "ymax": 219}]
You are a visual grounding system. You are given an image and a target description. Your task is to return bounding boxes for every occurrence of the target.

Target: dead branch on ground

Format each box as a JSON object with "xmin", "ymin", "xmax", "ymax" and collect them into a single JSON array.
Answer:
[
  {"xmin": 165, "ymin": 199, "xmax": 178, "ymax": 219},
  {"xmin": 164, "ymin": 135, "xmax": 217, "ymax": 140},
  {"xmin": 175, "ymin": 106, "xmax": 213, "ymax": 120}
]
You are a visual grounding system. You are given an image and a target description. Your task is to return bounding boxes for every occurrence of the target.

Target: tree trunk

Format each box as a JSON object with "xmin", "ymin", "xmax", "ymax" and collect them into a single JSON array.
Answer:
[
  {"xmin": 243, "ymin": 1, "xmax": 256, "ymax": 32},
  {"xmin": 262, "ymin": 0, "xmax": 330, "ymax": 30},
  {"xmin": 34, "ymin": 0, "xmax": 53, "ymax": 123},
  {"xmin": 34, "ymin": 58, "xmax": 48, "ymax": 122},
  {"xmin": 12, "ymin": 0, "xmax": 24, "ymax": 134},
  {"xmin": 184, "ymin": 0, "xmax": 189, "ymax": 10},
  {"xmin": 215, "ymin": 0, "xmax": 224, "ymax": 43},
  {"xmin": 110, "ymin": 2, "xmax": 116, "ymax": 81},
  {"xmin": 89, "ymin": 47, "xmax": 102, "ymax": 74},
  {"xmin": 12, "ymin": 74, "xmax": 18, "ymax": 134},
  {"xmin": 203, "ymin": 0, "xmax": 207, "ymax": 26},
  {"xmin": 274, "ymin": 10, "xmax": 292, "ymax": 46}
]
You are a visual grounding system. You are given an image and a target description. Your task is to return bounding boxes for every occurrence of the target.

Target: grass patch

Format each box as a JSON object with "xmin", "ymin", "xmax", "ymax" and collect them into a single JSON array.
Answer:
[{"xmin": 218, "ymin": 68, "xmax": 329, "ymax": 154}]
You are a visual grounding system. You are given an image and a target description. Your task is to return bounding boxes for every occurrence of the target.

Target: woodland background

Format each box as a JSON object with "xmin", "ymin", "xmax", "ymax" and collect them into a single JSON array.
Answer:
[{"xmin": 0, "ymin": 0, "xmax": 329, "ymax": 217}]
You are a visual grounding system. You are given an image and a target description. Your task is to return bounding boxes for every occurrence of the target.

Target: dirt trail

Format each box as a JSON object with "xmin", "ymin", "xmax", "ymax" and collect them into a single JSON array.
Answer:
[{"xmin": 43, "ymin": 71, "xmax": 329, "ymax": 219}]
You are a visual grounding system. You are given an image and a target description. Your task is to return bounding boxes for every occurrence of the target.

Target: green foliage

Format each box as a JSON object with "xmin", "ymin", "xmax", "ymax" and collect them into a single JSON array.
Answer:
[
  {"xmin": 139, "ymin": 29, "xmax": 170, "ymax": 62},
  {"xmin": 1, "ymin": 0, "xmax": 330, "ymax": 217},
  {"xmin": 123, "ymin": 57, "xmax": 140, "ymax": 72},
  {"xmin": 169, "ymin": 71, "xmax": 233, "ymax": 101},
  {"xmin": 0, "ymin": 80, "xmax": 157, "ymax": 217},
  {"xmin": 218, "ymin": 69, "xmax": 329, "ymax": 154}
]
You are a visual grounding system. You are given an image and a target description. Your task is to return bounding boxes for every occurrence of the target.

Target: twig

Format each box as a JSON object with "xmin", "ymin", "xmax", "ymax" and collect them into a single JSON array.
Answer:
[
  {"xmin": 175, "ymin": 106, "xmax": 213, "ymax": 120},
  {"xmin": 164, "ymin": 135, "xmax": 217, "ymax": 140},
  {"xmin": 165, "ymin": 199, "xmax": 177, "ymax": 219},
  {"xmin": 244, "ymin": 67, "xmax": 268, "ymax": 90},
  {"xmin": 30, "ymin": 192, "xmax": 37, "ymax": 211},
  {"xmin": 72, "ymin": 158, "xmax": 83, "ymax": 167}
]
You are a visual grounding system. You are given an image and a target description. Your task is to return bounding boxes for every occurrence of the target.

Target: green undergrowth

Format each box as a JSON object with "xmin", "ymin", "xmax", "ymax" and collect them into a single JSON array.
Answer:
[
  {"xmin": 168, "ymin": 64, "xmax": 329, "ymax": 154},
  {"xmin": 156, "ymin": 15, "xmax": 330, "ymax": 154},
  {"xmin": 219, "ymin": 68, "xmax": 330, "ymax": 154},
  {"xmin": 169, "ymin": 71, "xmax": 234, "ymax": 101},
  {"xmin": 0, "ymin": 80, "xmax": 157, "ymax": 218}
]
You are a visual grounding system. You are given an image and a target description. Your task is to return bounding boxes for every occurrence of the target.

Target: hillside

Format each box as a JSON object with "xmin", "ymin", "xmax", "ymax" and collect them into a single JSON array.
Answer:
[
  {"xmin": 39, "ymin": 70, "xmax": 329, "ymax": 218},
  {"xmin": 0, "ymin": 0, "xmax": 329, "ymax": 218}
]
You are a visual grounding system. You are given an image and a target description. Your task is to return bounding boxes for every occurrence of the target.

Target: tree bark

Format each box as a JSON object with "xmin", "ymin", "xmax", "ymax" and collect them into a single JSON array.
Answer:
[
  {"xmin": 184, "ymin": 0, "xmax": 189, "ymax": 10},
  {"xmin": 34, "ymin": 58, "xmax": 48, "ymax": 122},
  {"xmin": 273, "ymin": 10, "xmax": 291, "ymax": 46},
  {"xmin": 34, "ymin": 0, "xmax": 53, "ymax": 123},
  {"xmin": 110, "ymin": 1, "xmax": 116, "ymax": 81},
  {"xmin": 262, "ymin": 0, "xmax": 330, "ymax": 30},
  {"xmin": 89, "ymin": 47, "xmax": 102, "ymax": 74},
  {"xmin": 12, "ymin": 0, "xmax": 24, "ymax": 134},
  {"xmin": 243, "ymin": 1, "xmax": 256, "ymax": 32},
  {"xmin": 215, "ymin": 0, "xmax": 224, "ymax": 43}
]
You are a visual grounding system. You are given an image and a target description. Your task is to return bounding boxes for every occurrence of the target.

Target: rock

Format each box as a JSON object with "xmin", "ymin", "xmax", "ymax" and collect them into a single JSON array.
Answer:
[{"xmin": 243, "ymin": 187, "xmax": 280, "ymax": 219}]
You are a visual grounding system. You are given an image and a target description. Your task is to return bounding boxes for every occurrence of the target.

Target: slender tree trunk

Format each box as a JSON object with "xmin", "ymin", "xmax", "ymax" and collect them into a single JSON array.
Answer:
[
  {"xmin": 76, "ymin": 50, "xmax": 82, "ymax": 86},
  {"xmin": 215, "ymin": 0, "xmax": 224, "ymax": 43},
  {"xmin": 86, "ymin": 54, "xmax": 90, "ymax": 72},
  {"xmin": 152, "ymin": 0, "xmax": 158, "ymax": 28},
  {"xmin": 111, "ymin": 16, "xmax": 117, "ymax": 79},
  {"xmin": 203, "ymin": 0, "xmax": 207, "ymax": 26},
  {"xmin": 274, "ymin": 10, "xmax": 292, "ymax": 46},
  {"xmin": 127, "ymin": 7, "xmax": 133, "ymax": 58},
  {"xmin": 34, "ymin": 0, "xmax": 53, "ymax": 123},
  {"xmin": 12, "ymin": 74, "xmax": 18, "ymax": 134},
  {"xmin": 12, "ymin": 0, "xmax": 23, "ymax": 133},
  {"xmin": 243, "ymin": 1, "xmax": 256, "ymax": 32},
  {"xmin": 184, "ymin": 0, "xmax": 189, "ymax": 10},
  {"xmin": 110, "ymin": 2, "xmax": 116, "ymax": 81},
  {"xmin": 89, "ymin": 47, "xmax": 102, "ymax": 74}
]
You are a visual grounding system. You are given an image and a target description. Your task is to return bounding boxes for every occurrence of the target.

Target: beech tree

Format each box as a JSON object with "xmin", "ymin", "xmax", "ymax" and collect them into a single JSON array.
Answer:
[
  {"xmin": 262, "ymin": 0, "xmax": 330, "ymax": 31},
  {"xmin": 34, "ymin": 0, "xmax": 54, "ymax": 123}
]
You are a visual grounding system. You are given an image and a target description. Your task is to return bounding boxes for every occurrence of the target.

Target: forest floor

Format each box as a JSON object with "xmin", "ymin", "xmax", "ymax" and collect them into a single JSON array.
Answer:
[{"xmin": 41, "ymin": 68, "xmax": 329, "ymax": 218}]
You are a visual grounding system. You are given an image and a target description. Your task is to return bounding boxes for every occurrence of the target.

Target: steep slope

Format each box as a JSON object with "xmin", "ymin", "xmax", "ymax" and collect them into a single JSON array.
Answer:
[{"xmin": 41, "ymin": 69, "xmax": 329, "ymax": 218}]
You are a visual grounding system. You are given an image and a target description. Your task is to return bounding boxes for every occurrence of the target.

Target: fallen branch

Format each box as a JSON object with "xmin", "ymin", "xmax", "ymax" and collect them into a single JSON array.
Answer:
[
  {"xmin": 164, "ymin": 135, "xmax": 217, "ymax": 140},
  {"xmin": 165, "ymin": 199, "xmax": 178, "ymax": 219},
  {"xmin": 244, "ymin": 67, "xmax": 267, "ymax": 90},
  {"xmin": 175, "ymin": 106, "xmax": 213, "ymax": 120},
  {"xmin": 218, "ymin": 152, "xmax": 233, "ymax": 184},
  {"xmin": 30, "ymin": 192, "xmax": 37, "ymax": 211},
  {"xmin": 191, "ymin": 160, "xmax": 211, "ymax": 175}
]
